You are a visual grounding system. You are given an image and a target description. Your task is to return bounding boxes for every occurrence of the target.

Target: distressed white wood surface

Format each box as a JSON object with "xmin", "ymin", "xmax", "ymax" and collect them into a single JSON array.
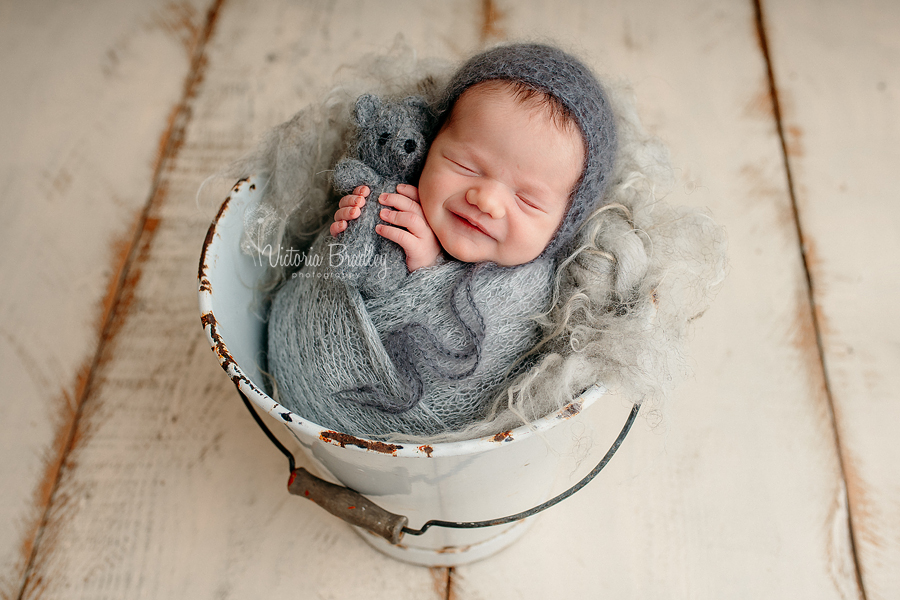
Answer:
[
  {"xmin": 0, "ymin": 1, "xmax": 206, "ymax": 596},
  {"xmin": 448, "ymin": 1, "xmax": 861, "ymax": 597},
  {"xmin": 764, "ymin": 2, "xmax": 900, "ymax": 598},
  {"xmin": 6, "ymin": 1, "xmax": 478, "ymax": 599},
  {"xmin": 3, "ymin": 0, "xmax": 893, "ymax": 598}
]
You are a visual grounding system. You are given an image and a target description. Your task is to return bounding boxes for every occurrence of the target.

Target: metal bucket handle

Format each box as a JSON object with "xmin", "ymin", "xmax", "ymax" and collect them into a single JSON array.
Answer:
[{"xmin": 237, "ymin": 389, "xmax": 639, "ymax": 546}]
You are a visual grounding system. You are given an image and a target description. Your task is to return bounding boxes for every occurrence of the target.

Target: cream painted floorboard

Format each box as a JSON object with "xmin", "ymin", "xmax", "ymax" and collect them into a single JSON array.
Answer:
[
  {"xmin": 454, "ymin": 1, "xmax": 861, "ymax": 597},
  {"xmin": 0, "ymin": 1, "xmax": 207, "ymax": 595},
  {"xmin": 765, "ymin": 1, "xmax": 900, "ymax": 598},
  {"xmin": 13, "ymin": 1, "xmax": 478, "ymax": 598}
]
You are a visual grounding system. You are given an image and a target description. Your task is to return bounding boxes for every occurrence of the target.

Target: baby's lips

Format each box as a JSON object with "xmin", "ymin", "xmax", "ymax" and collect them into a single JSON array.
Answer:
[{"xmin": 452, "ymin": 209, "xmax": 493, "ymax": 238}]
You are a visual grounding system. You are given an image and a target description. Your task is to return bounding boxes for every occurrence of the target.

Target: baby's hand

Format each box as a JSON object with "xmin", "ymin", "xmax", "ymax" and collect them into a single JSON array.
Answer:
[
  {"xmin": 330, "ymin": 186, "xmax": 369, "ymax": 237},
  {"xmin": 376, "ymin": 184, "xmax": 441, "ymax": 271}
]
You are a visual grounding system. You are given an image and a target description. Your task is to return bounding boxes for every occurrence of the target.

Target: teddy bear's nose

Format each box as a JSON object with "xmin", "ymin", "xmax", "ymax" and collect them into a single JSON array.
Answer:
[{"xmin": 404, "ymin": 139, "xmax": 417, "ymax": 154}]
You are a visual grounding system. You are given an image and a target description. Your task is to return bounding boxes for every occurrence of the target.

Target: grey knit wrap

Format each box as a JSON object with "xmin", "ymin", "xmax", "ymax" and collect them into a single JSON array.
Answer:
[{"xmin": 266, "ymin": 44, "xmax": 618, "ymax": 440}]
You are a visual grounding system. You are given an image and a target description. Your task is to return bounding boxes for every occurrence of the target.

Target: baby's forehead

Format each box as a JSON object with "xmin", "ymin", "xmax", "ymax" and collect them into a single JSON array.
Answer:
[{"xmin": 447, "ymin": 80, "xmax": 577, "ymax": 132}]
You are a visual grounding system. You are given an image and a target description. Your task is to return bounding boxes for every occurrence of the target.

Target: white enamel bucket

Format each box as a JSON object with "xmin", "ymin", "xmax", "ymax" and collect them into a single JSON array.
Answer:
[{"xmin": 199, "ymin": 177, "xmax": 630, "ymax": 566}]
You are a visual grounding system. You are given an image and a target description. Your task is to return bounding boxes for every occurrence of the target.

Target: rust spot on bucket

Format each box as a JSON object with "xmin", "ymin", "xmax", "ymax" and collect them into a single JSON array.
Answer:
[
  {"xmin": 202, "ymin": 311, "xmax": 237, "ymax": 371},
  {"xmin": 491, "ymin": 430, "xmax": 513, "ymax": 443},
  {"xmin": 418, "ymin": 445, "xmax": 434, "ymax": 457},
  {"xmin": 319, "ymin": 431, "xmax": 402, "ymax": 455},
  {"xmin": 558, "ymin": 401, "xmax": 583, "ymax": 419},
  {"xmin": 202, "ymin": 310, "xmax": 266, "ymax": 402},
  {"xmin": 198, "ymin": 195, "xmax": 231, "ymax": 285},
  {"xmin": 437, "ymin": 544, "xmax": 473, "ymax": 554}
]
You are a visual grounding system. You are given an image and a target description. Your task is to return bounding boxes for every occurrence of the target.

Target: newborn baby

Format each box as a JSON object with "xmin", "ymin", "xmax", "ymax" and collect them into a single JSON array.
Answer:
[
  {"xmin": 267, "ymin": 43, "xmax": 618, "ymax": 440},
  {"xmin": 332, "ymin": 79, "xmax": 583, "ymax": 271}
]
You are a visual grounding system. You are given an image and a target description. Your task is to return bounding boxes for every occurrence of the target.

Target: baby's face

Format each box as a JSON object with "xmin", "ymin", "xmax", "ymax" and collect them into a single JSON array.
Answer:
[{"xmin": 417, "ymin": 82, "xmax": 585, "ymax": 266}]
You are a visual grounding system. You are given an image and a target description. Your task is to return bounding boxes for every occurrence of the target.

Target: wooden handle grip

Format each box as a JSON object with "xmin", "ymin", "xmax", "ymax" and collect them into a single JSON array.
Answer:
[{"xmin": 288, "ymin": 468, "xmax": 408, "ymax": 545}]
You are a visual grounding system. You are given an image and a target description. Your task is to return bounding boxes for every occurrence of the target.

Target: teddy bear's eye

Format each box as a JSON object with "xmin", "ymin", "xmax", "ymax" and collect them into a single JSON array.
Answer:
[
  {"xmin": 377, "ymin": 132, "xmax": 390, "ymax": 146},
  {"xmin": 404, "ymin": 139, "xmax": 417, "ymax": 154}
]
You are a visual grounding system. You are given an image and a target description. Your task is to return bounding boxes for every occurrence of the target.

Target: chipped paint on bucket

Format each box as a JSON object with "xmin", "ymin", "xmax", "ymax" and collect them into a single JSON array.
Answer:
[{"xmin": 199, "ymin": 176, "xmax": 610, "ymax": 566}]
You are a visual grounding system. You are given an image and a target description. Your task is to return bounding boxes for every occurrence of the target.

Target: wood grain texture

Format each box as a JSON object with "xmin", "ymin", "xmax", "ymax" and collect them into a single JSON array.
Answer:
[
  {"xmin": 0, "ymin": 1, "xmax": 208, "ymax": 596},
  {"xmin": 763, "ymin": 1, "xmax": 900, "ymax": 598},
  {"xmin": 5, "ymin": 0, "xmax": 889, "ymax": 597},
  {"xmin": 450, "ymin": 0, "xmax": 863, "ymax": 597},
  {"xmin": 13, "ymin": 0, "xmax": 481, "ymax": 598}
]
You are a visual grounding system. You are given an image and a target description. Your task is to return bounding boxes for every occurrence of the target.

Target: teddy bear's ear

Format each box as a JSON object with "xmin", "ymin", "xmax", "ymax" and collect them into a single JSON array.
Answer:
[
  {"xmin": 402, "ymin": 95, "xmax": 430, "ymax": 113},
  {"xmin": 354, "ymin": 94, "xmax": 381, "ymax": 126}
]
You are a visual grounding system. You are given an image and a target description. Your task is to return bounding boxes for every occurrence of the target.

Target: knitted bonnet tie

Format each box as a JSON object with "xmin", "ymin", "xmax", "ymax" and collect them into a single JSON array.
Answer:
[{"xmin": 435, "ymin": 43, "xmax": 618, "ymax": 259}]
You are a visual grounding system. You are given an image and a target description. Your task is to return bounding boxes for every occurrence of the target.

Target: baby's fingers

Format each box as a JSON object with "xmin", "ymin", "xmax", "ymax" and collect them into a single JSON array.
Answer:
[
  {"xmin": 334, "ymin": 205, "xmax": 363, "ymax": 222},
  {"xmin": 378, "ymin": 207, "xmax": 430, "ymax": 238},
  {"xmin": 330, "ymin": 220, "xmax": 347, "ymax": 236},
  {"xmin": 395, "ymin": 183, "xmax": 420, "ymax": 202},
  {"xmin": 378, "ymin": 191, "xmax": 423, "ymax": 217},
  {"xmin": 339, "ymin": 193, "xmax": 367, "ymax": 209}
]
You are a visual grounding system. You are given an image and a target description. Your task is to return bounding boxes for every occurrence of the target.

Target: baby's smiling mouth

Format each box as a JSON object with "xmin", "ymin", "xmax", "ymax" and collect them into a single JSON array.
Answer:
[{"xmin": 450, "ymin": 210, "xmax": 493, "ymax": 238}]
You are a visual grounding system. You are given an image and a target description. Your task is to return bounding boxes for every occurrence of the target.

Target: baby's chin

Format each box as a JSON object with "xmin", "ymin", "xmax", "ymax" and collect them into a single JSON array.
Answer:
[
  {"xmin": 442, "ymin": 244, "xmax": 493, "ymax": 265},
  {"xmin": 439, "ymin": 232, "xmax": 544, "ymax": 266},
  {"xmin": 443, "ymin": 247, "xmax": 537, "ymax": 267}
]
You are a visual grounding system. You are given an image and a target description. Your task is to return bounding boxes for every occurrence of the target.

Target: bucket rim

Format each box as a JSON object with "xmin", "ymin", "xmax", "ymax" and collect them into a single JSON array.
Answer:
[{"xmin": 199, "ymin": 177, "xmax": 607, "ymax": 459}]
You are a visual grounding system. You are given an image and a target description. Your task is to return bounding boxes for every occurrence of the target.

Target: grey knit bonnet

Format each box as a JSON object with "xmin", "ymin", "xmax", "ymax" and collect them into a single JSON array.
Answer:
[{"xmin": 434, "ymin": 43, "xmax": 618, "ymax": 259}]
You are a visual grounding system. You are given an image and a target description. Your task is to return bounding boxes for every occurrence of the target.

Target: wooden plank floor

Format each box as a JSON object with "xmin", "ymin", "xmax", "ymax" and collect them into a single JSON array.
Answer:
[
  {"xmin": 1, "ymin": 0, "xmax": 896, "ymax": 598},
  {"xmin": 764, "ymin": 1, "xmax": 900, "ymax": 597},
  {"xmin": 0, "ymin": 0, "xmax": 209, "ymax": 595}
]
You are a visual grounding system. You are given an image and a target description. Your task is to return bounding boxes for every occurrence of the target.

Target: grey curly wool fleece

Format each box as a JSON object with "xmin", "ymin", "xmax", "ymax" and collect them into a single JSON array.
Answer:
[{"xmin": 266, "ymin": 44, "xmax": 618, "ymax": 440}]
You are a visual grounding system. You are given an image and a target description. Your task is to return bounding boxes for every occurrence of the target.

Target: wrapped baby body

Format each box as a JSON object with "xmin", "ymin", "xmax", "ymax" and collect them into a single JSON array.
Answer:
[{"xmin": 267, "ymin": 239, "xmax": 554, "ymax": 438}]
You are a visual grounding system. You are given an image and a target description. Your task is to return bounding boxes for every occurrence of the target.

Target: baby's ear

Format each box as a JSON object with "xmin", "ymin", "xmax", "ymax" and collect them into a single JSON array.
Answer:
[{"xmin": 354, "ymin": 94, "xmax": 381, "ymax": 126}]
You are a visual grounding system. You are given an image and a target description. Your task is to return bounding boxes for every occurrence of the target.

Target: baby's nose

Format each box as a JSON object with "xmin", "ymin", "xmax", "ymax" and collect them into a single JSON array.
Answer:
[{"xmin": 466, "ymin": 184, "xmax": 506, "ymax": 219}]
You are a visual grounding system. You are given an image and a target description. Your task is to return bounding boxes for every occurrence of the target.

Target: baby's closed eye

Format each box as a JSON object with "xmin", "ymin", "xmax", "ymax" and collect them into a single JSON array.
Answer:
[
  {"xmin": 515, "ymin": 193, "xmax": 545, "ymax": 212},
  {"xmin": 445, "ymin": 156, "xmax": 478, "ymax": 175}
]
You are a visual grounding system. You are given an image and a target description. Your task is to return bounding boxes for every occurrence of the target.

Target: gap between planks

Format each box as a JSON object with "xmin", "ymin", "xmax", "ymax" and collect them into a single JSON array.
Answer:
[
  {"xmin": 13, "ymin": 1, "xmax": 226, "ymax": 599},
  {"xmin": 753, "ymin": 1, "xmax": 867, "ymax": 598}
]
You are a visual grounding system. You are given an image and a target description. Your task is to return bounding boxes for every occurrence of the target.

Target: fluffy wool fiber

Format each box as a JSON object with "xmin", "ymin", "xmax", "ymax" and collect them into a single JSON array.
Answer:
[{"xmin": 226, "ymin": 40, "xmax": 727, "ymax": 443}]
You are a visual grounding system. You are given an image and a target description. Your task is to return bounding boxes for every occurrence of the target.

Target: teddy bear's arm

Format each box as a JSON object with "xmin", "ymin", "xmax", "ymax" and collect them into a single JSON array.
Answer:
[{"xmin": 332, "ymin": 158, "xmax": 383, "ymax": 196}]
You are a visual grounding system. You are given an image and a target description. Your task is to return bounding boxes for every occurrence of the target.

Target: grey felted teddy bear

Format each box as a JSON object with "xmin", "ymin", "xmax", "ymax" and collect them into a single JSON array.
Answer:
[{"xmin": 330, "ymin": 94, "xmax": 433, "ymax": 297}]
